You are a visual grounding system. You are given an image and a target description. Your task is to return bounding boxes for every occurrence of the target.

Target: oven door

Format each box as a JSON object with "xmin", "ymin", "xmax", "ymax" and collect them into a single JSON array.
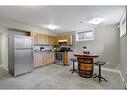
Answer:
[{"xmin": 55, "ymin": 52, "xmax": 64, "ymax": 64}]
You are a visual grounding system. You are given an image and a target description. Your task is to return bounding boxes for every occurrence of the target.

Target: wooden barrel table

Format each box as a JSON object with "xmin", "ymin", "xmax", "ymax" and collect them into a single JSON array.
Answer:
[{"xmin": 74, "ymin": 53, "xmax": 99, "ymax": 78}]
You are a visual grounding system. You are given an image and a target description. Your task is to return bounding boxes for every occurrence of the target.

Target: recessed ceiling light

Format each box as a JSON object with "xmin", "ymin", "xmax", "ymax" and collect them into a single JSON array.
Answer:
[
  {"xmin": 88, "ymin": 18, "xmax": 105, "ymax": 25},
  {"xmin": 45, "ymin": 24, "xmax": 59, "ymax": 30}
]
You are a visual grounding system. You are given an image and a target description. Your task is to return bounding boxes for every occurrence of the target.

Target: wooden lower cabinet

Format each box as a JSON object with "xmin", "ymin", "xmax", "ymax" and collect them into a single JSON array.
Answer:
[
  {"xmin": 34, "ymin": 52, "xmax": 54, "ymax": 68},
  {"xmin": 64, "ymin": 52, "xmax": 69, "ymax": 66},
  {"xmin": 42, "ymin": 52, "xmax": 47, "ymax": 65},
  {"xmin": 34, "ymin": 52, "xmax": 43, "ymax": 68},
  {"xmin": 46, "ymin": 52, "xmax": 54, "ymax": 64},
  {"xmin": 46, "ymin": 52, "xmax": 50, "ymax": 64}
]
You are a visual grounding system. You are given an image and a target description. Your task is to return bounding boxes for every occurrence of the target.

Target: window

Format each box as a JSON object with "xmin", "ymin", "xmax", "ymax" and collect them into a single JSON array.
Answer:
[
  {"xmin": 76, "ymin": 28, "xmax": 94, "ymax": 41},
  {"xmin": 120, "ymin": 9, "xmax": 126, "ymax": 38}
]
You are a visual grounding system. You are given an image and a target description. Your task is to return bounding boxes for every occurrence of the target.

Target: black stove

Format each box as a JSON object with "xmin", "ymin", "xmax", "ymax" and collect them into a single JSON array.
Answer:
[{"xmin": 60, "ymin": 47, "xmax": 71, "ymax": 52}]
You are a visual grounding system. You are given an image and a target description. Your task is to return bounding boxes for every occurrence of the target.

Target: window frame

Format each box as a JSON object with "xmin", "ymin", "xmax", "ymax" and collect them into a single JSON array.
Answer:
[
  {"xmin": 120, "ymin": 9, "xmax": 126, "ymax": 38},
  {"xmin": 75, "ymin": 28, "xmax": 94, "ymax": 41}
]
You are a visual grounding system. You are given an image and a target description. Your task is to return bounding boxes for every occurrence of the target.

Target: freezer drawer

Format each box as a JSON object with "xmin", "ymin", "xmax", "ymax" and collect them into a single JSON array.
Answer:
[{"xmin": 15, "ymin": 49, "xmax": 33, "ymax": 76}]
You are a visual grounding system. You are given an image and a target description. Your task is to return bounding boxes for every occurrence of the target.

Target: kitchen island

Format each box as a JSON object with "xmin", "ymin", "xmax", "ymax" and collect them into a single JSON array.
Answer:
[{"xmin": 74, "ymin": 53, "xmax": 99, "ymax": 78}]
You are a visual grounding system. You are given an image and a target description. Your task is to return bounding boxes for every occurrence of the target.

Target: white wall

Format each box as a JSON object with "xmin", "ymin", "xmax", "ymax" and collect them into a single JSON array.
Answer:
[
  {"xmin": 120, "ymin": 35, "xmax": 127, "ymax": 82},
  {"xmin": 62, "ymin": 25, "xmax": 120, "ymax": 69},
  {"xmin": 120, "ymin": 8, "xmax": 127, "ymax": 83},
  {"xmin": 0, "ymin": 27, "xmax": 8, "ymax": 70},
  {"xmin": 0, "ymin": 34, "xmax": 2, "ymax": 65},
  {"xmin": 1, "ymin": 31, "xmax": 8, "ymax": 71}
]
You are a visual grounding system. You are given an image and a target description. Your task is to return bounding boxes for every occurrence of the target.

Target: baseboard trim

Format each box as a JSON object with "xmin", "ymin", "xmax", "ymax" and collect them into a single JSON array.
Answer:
[
  {"xmin": 119, "ymin": 70, "xmax": 127, "ymax": 89},
  {"xmin": 94, "ymin": 66, "xmax": 120, "ymax": 74}
]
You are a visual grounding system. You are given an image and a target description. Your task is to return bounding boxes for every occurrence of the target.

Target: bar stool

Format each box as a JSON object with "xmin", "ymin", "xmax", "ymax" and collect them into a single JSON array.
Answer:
[
  {"xmin": 70, "ymin": 58, "xmax": 77, "ymax": 74},
  {"xmin": 93, "ymin": 61, "xmax": 108, "ymax": 83}
]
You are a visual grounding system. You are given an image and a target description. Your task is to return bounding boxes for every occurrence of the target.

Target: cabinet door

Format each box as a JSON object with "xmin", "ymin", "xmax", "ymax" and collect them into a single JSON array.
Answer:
[
  {"xmin": 31, "ymin": 33, "xmax": 38, "ymax": 45},
  {"xmin": 49, "ymin": 52, "xmax": 53, "ymax": 64},
  {"xmin": 42, "ymin": 52, "xmax": 47, "ymax": 65},
  {"xmin": 46, "ymin": 52, "xmax": 54, "ymax": 64},
  {"xmin": 38, "ymin": 34, "xmax": 45, "ymax": 45},
  {"xmin": 37, "ymin": 34, "xmax": 42, "ymax": 44},
  {"xmin": 34, "ymin": 53, "xmax": 42, "ymax": 68},
  {"xmin": 67, "ymin": 35, "xmax": 72, "ymax": 45},
  {"xmin": 46, "ymin": 52, "xmax": 50, "ymax": 64},
  {"xmin": 43, "ymin": 35, "xmax": 49, "ymax": 45},
  {"xmin": 64, "ymin": 52, "xmax": 69, "ymax": 66},
  {"xmin": 34, "ymin": 53, "xmax": 38, "ymax": 68},
  {"xmin": 52, "ymin": 52, "xmax": 55, "ymax": 63},
  {"xmin": 49, "ymin": 52, "xmax": 52, "ymax": 64},
  {"xmin": 48, "ymin": 36, "xmax": 54, "ymax": 45},
  {"xmin": 53, "ymin": 36, "xmax": 58, "ymax": 45}
]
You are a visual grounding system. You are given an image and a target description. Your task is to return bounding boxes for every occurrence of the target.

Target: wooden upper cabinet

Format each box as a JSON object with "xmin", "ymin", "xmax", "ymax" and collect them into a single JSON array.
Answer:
[
  {"xmin": 30, "ymin": 32, "xmax": 38, "ymax": 45},
  {"xmin": 35, "ymin": 34, "xmax": 57, "ymax": 45},
  {"xmin": 44, "ymin": 35, "xmax": 49, "ymax": 45},
  {"xmin": 37, "ymin": 34, "xmax": 49, "ymax": 45},
  {"xmin": 47, "ymin": 36, "xmax": 58, "ymax": 45},
  {"xmin": 53, "ymin": 36, "xmax": 58, "ymax": 45},
  {"xmin": 38, "ymin": 34, "xmax": 45, "ymax": 45},
  {"xmin": 48, "ymin": 36, "xmax": 54, "ymax": 45},
  {"xmin": 30, "ymin": 32, "xmax": 72, "ymax": 46},
  {"xmin": 67, "ymin": 35, "xmax": 72, "ymax": 45}
]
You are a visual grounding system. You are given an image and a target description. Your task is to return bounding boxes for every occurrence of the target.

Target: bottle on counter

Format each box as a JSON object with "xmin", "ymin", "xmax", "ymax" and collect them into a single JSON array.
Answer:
[{"xmin": 83, "ymin": 46, "xmax": 90, "ymax": 54}]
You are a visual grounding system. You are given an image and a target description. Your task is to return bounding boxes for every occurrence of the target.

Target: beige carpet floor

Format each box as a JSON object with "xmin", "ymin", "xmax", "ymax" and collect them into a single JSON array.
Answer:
[{"xmin": 0, "ymin": 64, "xmax": 125, "ymax": 89}]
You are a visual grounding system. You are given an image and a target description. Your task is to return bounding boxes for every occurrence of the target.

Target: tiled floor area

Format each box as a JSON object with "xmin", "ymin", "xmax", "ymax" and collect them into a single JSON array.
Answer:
[{"xmin": 0, "ymin": 64, "xmax": 125, "ymax": 89}]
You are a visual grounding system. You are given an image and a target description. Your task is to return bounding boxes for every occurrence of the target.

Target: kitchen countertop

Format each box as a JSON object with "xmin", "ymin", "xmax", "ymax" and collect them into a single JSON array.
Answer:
[
  {"xmin": 34, "ymin": 50, "xmax": 54, "ymax": 53},
  {"xmin": 34, "ymin": 50, "xmax": 73, "ymax": 53},
  {"xmin": 55, "ymin": 50, "xmax": 73, "ymax": 52},
  {"xmin": 74, "ymin": 53, "xmax": 99, "ymax": 57}
]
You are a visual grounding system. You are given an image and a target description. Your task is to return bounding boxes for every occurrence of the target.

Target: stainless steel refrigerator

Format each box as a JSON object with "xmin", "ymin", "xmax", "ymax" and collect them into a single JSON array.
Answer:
[{"xmin": 8, "ymin": 35, "xmax": 33, "ymax": 77}]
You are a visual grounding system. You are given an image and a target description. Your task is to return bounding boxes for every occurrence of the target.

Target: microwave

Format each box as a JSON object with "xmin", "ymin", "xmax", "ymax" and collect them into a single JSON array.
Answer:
[{"xmin": 58, "ymin": 40, "xmax": 67, "ymax": 45}]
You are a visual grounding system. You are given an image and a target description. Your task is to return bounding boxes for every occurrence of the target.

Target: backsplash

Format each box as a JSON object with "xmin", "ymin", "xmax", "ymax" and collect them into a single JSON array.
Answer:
[{"xmin": 33, "ymin": 46, "xmax": 53, "ymax": 51}]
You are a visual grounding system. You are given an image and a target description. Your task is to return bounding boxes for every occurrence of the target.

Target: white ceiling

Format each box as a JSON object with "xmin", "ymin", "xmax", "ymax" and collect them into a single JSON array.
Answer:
[{"xmin": 0, "ymin": 6, "xmax": 125, "ymax": 34}]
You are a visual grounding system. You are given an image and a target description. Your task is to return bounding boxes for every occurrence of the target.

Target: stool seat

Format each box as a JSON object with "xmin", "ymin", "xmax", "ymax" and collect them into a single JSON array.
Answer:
[
  {"xmin": 95, "ymin": 61, "xmax": 106, "ymax": 65},
  {"xmin": 70, "ymin": 58, "xmax": 77, "ymax": 62}
]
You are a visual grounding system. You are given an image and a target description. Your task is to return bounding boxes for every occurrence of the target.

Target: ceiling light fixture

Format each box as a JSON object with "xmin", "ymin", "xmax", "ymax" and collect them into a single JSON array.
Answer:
[
  {"xmin": 46, "ymin": 24, "xmax": 59, "ymax": 30},
  {"xmin": 88, "ymin": 18, "xmax": 105, "ymax": 25}
]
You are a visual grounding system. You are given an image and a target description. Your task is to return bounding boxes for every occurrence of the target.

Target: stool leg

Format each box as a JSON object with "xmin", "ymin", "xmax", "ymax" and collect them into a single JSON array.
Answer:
[
  {"xmin": 70, "ymin": 60, "xmax": 77, "ymax": 74},
  {"xmin": 101, "ymin": 77, "xmax": 108, "ymax": 82},
  {"xmin": 99, "ymin": 65, "xmax": 101, "ymax": 83},
  {"xmin": 93, "ymin": 73, "xmax": 97, "ymax": 78},
  {"xmin": 73, "ymin": 61, "xmax": 75, "ymax": 71},
  {"xmin": 70, "ymin": 61, "xmax": 74, "ymax": 74}
]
